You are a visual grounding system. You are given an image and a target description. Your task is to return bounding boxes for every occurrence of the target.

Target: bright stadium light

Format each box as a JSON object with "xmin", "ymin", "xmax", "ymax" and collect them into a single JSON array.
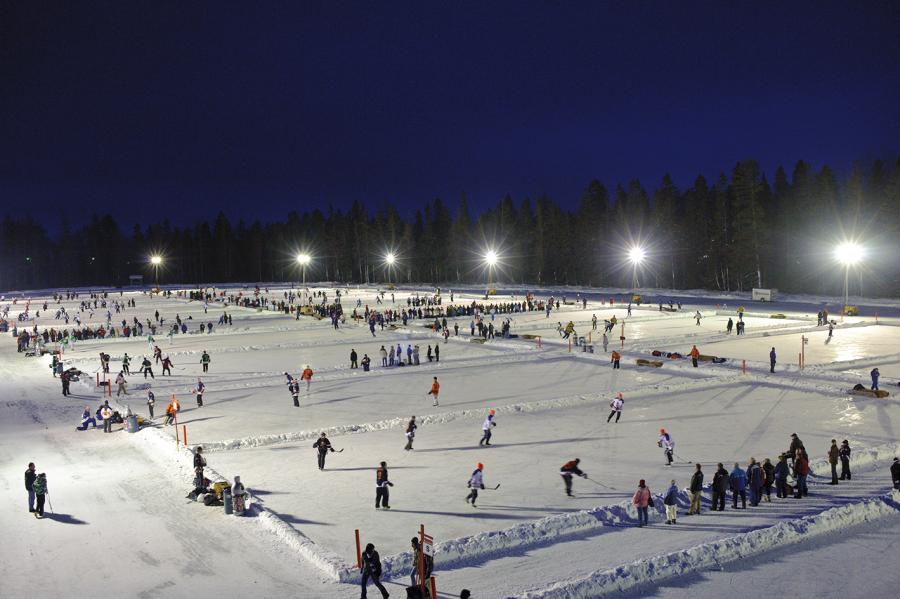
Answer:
[
  {"xmin": 628, "ymin": 246, "xmax": 646, "ymax": 265},
  {"xmin": 150, "ymin": 255, "xmax": 162, "ymax": 266},
  {"xmin": 834, "ymin": 242, "xmax": 864, "ymax": 266},
  {"xmin": 385, "ymin": 252, "xmax": 396, "ymax": 265},
  {"xmin": 485, "ymin": 250, "xmax": 499, "ymax": 266},
  {"xmin": 296, "ymin": 253, "xmax": 311, "ymax": 285},
  {"xmin": 834, "ymin": 242, "xmax": 865, "ymax": 319}
]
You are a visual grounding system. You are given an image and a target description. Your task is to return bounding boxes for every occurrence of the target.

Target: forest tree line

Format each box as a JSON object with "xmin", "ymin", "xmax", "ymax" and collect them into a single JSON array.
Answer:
[{"xmin": 2, "ymin": 158, "xmax": 898, "ymax": 297}]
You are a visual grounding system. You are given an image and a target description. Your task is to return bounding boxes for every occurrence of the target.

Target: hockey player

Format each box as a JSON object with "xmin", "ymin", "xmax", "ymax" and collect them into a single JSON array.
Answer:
[
  {"xmin": 122, "ymin": 353, "xmax": 131, "ymax": 374},
  {"xmin": 610, "ymin": 349, "xmax": 621, "ymax": 369},
  {"xmin": 194, "ymin": 378, "xmax": 205, "ymax": 407},
  {"xmin": 427, "ymin": 377, "xmax": 440, "ymax": 406},
  {"xmin": 375, "ymin": 461, "xmax": 393, "ymax": 509},
  {"xmin": 465, "ymin": 463, "xmax": 485, "ymax": 507},
  {"xmin": 607, "ymin": 392, "xmax": 624, "ymax": 423},
  {"xmin": 560, "ymin": 458, "xmax": 587, "ymax": 496},
  {"xmin": 115, "ymin": 371, "xmax": 128, "ymax": 396},
  {"xmin": 161, "ymin": 355, "xmax": 174, "ymax": 376},
  {"xmin": 141, "ymin": 356, "xmax": 155, "ymax": 379},
  {"xmin": 301, "ymin": 365, "xmax": 314, "ymax": 392},
  {"xmin": 313, "ymin": 432, "xmax": 334, "ymax": 470},
  {"xmin": 694, "ymin": 310, "xmax": 702, "ymax": 326},
  {"xmin": 479, "ymin": 410, "xmax": 497, "ymax": 446},
  {"xmin": 288, "ymin": 377, "xmax": 300, "ymax": 407},
  {"xmin": 404, "ymin": 416, "xmax": 417, "ymax": 450},
  {"xmin": 658, "ymin": 428, "xmax": 675, "ymax": 466},
  {"xmin": 200, "ymin": 350, "xmax": 211, "ymax": 373},
  {"xmin": 689, "ymin": 345, "xmax": 700, "ymax": 368}
]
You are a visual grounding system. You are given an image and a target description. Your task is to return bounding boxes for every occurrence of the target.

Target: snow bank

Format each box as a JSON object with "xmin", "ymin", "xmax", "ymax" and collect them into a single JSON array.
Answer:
[{"xmin": 515, "ymin": 489, "xmax": 900, "ymax": 599}]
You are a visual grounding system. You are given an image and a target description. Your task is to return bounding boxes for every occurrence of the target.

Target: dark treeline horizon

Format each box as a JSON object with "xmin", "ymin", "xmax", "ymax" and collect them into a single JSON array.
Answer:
[{"xmin": 2, "ymin": 157, "xmax": 898, "ymax": 298}]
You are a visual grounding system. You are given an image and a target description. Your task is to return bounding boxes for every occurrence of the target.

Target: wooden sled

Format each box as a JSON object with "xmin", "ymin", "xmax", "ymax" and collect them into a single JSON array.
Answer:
[{"xmin": 848, "ymin": 388, "xmax": 890, "ymax": 398}]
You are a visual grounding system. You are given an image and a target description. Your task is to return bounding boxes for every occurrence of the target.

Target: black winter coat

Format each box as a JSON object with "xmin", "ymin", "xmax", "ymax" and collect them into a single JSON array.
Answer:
[
  {"xmin": 690, "ymin": 471, "xmax": 704, "ymax": 493},
  {"xmin": 363, "ymin": 550, "xmax": 382, "ymax": 576},
  {"xmin": 25, "ymin": 469, "xmax": 36, "ymax": 491},
  {"xmin": 712, "ymin": 469, "xmax": 729, "ymax": 493}
]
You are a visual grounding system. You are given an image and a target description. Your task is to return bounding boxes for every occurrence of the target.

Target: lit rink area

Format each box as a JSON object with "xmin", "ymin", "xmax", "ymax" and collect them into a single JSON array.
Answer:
[{"xmin": 2, "ymin": 285, "xmax": 898, "ymax": 599}]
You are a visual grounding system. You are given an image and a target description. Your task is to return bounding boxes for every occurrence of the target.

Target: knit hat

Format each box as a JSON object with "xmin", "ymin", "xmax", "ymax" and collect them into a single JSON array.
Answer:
[
  {"xmin": 476, "ymin": 462, "xmax": 483, "ymax": 470},
  {"xmin": 489, "ymin": 409, "xmax": 495, "ymax": 415},
  {"xmin": 659, "ymin": 428, "xmax": 665, "ymax": 434}
]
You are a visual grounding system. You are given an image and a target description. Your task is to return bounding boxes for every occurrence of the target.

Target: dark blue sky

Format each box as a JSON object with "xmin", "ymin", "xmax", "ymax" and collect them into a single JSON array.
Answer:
[{"xmin": 2, "ymin": 1, "xmax": 898, "ymax": 227}]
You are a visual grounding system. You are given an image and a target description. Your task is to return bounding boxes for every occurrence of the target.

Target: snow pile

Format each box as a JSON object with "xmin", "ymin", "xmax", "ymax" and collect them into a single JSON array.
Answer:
[{"xmin": 515, "ymin": 489, "xmax": 900, "ymax": 599}]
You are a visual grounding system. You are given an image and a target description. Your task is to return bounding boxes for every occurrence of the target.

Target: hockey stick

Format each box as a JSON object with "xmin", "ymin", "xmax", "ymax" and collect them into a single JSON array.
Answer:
[
  {"xmin": 483, "ymin": 483, "xmax": 501, "ymax": 490},
  {"xmin": 585, "ymin": 477, "xmax": 616, "ymax": 490},
  {"xmin": 48, "ymin": 498, "xmax": 54, "ymax": 514}
]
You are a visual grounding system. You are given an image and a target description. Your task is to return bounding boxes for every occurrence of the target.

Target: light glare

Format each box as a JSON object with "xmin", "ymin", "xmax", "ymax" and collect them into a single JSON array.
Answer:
[
  {"xmin": 628, "ymin": 247, "xmax": 646, "ymax": 265},
  {"xmin": 485, "ymin": 250, "xmax": 498, "ymax": 266},
  {"xmin": 834, "ymin": 242, "xmax": 864, "ymax": 265}
]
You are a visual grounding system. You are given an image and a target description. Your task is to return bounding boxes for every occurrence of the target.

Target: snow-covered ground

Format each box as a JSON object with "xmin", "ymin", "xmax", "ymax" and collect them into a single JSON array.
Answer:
[{"xmin": 2, "ymin": 285, "xmax": 898, "ymax": 598}]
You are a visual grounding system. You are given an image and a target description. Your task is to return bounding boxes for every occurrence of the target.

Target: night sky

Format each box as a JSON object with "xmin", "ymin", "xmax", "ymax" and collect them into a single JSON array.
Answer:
[{"xmin": 2, "ymin": 1, "xmax": 898, "ymax": 227}]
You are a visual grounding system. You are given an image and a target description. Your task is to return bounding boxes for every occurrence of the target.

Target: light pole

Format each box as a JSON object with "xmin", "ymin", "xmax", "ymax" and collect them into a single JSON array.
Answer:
[
  {"xmin": 485, "ymin": 250, "xmax": 498, "ymax": 297},
  {"xmin": 834, "ymin": 242, "xmax": 863, "ymax": 320},
  {"xmin": 150, "ymin": 255, "xmax": 162, "ymax": 288},
  {"xmin": 296, "ymin": 253, "xmax": 311, "ymax": 286},
  {"xmin": 628, "ymin": 246, "xmax": 646, "ymax": 289},
  {"xmin": 385, "ymin": 252, "xmax": 396, "ymax": 286}
]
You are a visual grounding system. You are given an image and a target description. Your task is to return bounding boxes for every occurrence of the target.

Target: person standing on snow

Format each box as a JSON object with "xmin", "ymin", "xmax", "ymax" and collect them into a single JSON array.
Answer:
[
  {"xmin": 360, "ymin": 543, "xmax": 389, "ymax": 599},
  {"xmin": 313, "ymin": 432, "xmax": 335, "ymax": 470},
  {"xmin": 301, "ymin": 365, "xmax": 314, "ymax": 392},
  {"xmin": 610, "ymin": 349, "xmax": 621, "ymax": 369},
  {"xmin": 465, "ymin": 463, "xmax": 486, "ymax": 507},
  {"xmin": 25, "ymin": 462, "xmax": 36, "ymax": 513},
  {"xmin": 194, "ymin": 378, "xmax": 205, "ymax": 407},
  {"xmin": 747, "ymin": 458, "xmax": 763, "ymax": 506},
  {"xmin": 871, "ymin": 368, "xmax": 880, "ymax": 391},
  {"xmin": 631, "ymin": 479, "xmax": 651, "ymax": 527},
  {"xmin": 404, "ymin": 416, "xmax": 417, "ymax": 451},
  {"xmin": 694, "ymin": 311, "xmax": 702, "ymax": 326},
  {"xmin": 769, "ymin": 347, "xmax": 777, "ymax": 373},
  {"xmin": 374, "ymin": 461, "xmax": 393, "ymax": 509},
  {"xmin": 479, "ymin": 410, "xmax": 497, "ymax": 446},
  {"xmin": 122, "ymin": 353, "xmax": 131, "ymax": 374},
  {"xmin": 689, "ymin": 345, "xmax": 700, "ymax": 368},
  {"xmin": 688, "ymin": 463, "xmax": 704, "ymax": 514},
  {"xmin": 663, "ymin": 479, "xmax": 678, "ymax": 524},
  {"xmin": 427, "ymin": 377, "xmax": 440, "ymax": 406},
  {"xmin": 839, "ymin": 440, "xmax": 852, "ymax": 480},
  {"xmin": 231, "ymin": 476, "xmax": 247, "ymax": 515},
  {"xmin": 101, "ymin": 404, "xmax": 114, "ymax": 433},
  {"xmin": 711, "ymin": 463, "xmax": 728, "ymax": 510},
  {"xmin": 32, "ymin": 473, "xmax": 48, "ymax": 518},
  {"xmin": 607, "ymin": 393, "xmax": 624, "ymax": 423},
  {"xmin": 200, "ymin": 350, "xmax": 211, "ymax": 373},
  {"xmin": 774, "ymin": 455, "xmax": 790, "ymax": 498},
  {"xmin": 560, "ymin": 458, "xmax": 587, "ymax": 497},
  {"xmin": 730, "ymin": 462, "xmax": 747, "ymax": 509},
  {"xmin": 762, "ymin": 458, "xmax": 775, "ymax": 501},
  {"xmin": 350, "ymin": 348, "xmax": 358, "ymax": 369},
  {"xmin": 381, "ymin": 345, "xmax": 389, "ymax": 367},
  {"xmin": 891, "ymin": 457, "xmax": 900, "ymax": 490},
  {"xmin": 726, "ymin": 318, "xmax": 733, "ymax": 334},
  {"xmin": 828, "ymin": 440, "xmax": 840, "ymax": 484},
  {"xmin": 658, "ymin": 428, "xmax": 675, "ymax": 466},
  {"xmin": 146, "ymin": 390, "xmax": 155, "ymax": 419}
]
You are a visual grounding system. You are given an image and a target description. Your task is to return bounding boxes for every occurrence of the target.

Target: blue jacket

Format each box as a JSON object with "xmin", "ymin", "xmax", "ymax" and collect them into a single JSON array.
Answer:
[
  {"xmin": 663, "ymin": 484, "xmax": 679, "ymax": 505},
  {"xmin": 729, "ymin": 467, "xmax": 747, "ymax": 491},
  {"xmin": 774, "ymin": 461, "xmax": 789, "ymax": 481}
]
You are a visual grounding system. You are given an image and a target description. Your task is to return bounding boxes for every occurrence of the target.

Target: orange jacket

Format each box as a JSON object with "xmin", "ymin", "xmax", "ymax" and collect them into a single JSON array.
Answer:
[
  {"xmin": 166, "ymin": 401, "xmax": 177, "ymax": 415},
  {"xmin": 301, "ymin": 368, "xmax": 313, "ymax": 381},
  {"xmin": 611, "ymin": 351, "xmax": 621, "ymax": 361},
  {"xmin": 689, "ymin": 347, "xmax": 700, "ymax": 358},
  {"xmin": 430, "ymin": 381, "xmax": 440, "ymax": 395}
]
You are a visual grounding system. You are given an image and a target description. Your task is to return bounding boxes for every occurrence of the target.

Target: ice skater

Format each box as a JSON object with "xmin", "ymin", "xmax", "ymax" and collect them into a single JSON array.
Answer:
[
  {"xmin": 607, "ymin": 392, "xmax": 624, "ymax": 423},
  {"xmin": 658, "ymin": 428, "xmax": 675, "ymax": 466},
  {"xmin": 301, "ymin": 365, "xmax": 314, "ymax": 392},
  {"xmin": 694, "ymin": 310, "xmax": 702, "ymax": 326},
  {"xmin": 404, "ymin": 416, "xmax": 417, "ymax": 450},
  {"xmin": 161, "ymin": 355, "xmax": 174, "ymax": 376},
  {"xmin": 313, "ymin": 432, "xmax": 335, "ymax": 470},
  {"xmin": 288, "ymin": 377, "xmax": 300, "ymax": 407},
  {"xmin": 560, "ymin": 458, "xmax": 587, "ymax": 496},
  {"xmin": 465, "ymin": 462, "xmax": 485, "ymax": 507},
  {"xmin": 427, "ymin": 376, "xmax": 440, "ymax": 406},
  {"xmin": 194, "ymin": 378, "xmax": 205, "ymax": 407},
  {"xmin": 479, "ymin": 410, "xmax": 497, "ymax": 446},
  {"xmin": 374, "ymin": 461, "xmax": 393, "ymax": 509},
  {"xmin": 200, "ymin": 350, "xmax": 211, "ymax": 372}
]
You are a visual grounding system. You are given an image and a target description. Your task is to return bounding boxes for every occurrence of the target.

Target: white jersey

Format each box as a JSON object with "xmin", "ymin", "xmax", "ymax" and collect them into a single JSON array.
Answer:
[
  {"xmin": 468, "ymin": 470, "xmax": 483, "ymax": 488},
  {"xmin": 482, "ymin": 416, "xmax": 495, "ymax": 431},
  {"xmin": 610, "ymin": 398, "xmax": 623, "ymax": 412},
  {"xmin": 658, "ymin": 434, "xmax": 675, "ymax": 450}
]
